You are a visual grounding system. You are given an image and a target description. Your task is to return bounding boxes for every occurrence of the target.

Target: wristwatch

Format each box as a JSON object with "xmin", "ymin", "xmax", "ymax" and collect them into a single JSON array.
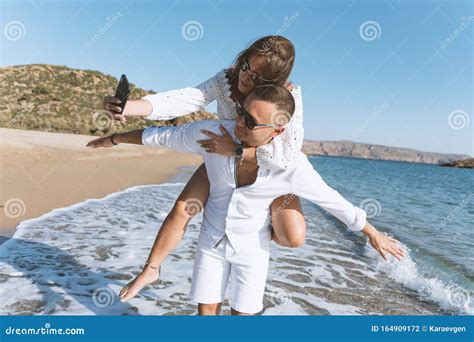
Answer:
[{"xmin": 232, "ymin": 144, "xmax": 244, "ymax": 162}]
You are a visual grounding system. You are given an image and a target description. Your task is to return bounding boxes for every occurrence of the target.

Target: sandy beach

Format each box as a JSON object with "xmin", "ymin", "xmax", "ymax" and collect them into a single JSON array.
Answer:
[{"xmin": 0, "ymin": 128, "xmax": 201, "ymax": 237}]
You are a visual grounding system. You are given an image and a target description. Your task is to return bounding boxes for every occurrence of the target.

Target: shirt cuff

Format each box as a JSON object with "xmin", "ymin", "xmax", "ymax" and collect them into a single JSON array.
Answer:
[
  {"xmin": 141, "ymin": 126, "xmax": 160, "ymax": 147},
  {"xmin": 348, "ymin": 207, "xmax": 367, "ymax": 232},
  {"xmin": 141, "ymin": 95, "xmax": 156, "ymax": 120}
]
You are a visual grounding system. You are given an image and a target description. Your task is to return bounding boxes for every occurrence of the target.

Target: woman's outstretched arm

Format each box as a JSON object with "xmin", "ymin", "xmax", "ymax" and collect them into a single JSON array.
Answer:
[
  {"xmin": 104, "ymin": 72, "xmax": 220, "ymax": 122},
  {"xmin": 102, "ymin": 97, "xmax": 153, "ymax": 121}
]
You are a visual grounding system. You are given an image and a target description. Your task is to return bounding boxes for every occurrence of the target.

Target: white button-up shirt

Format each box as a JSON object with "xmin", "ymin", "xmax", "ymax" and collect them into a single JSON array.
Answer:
[{"xmin": 142, "ymin": 120, "xmax": 367, "ymax": 254}]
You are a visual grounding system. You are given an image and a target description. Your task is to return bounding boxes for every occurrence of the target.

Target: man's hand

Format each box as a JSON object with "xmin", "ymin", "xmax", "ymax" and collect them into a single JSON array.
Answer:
[
  {"xmin": 86, "ymin": 135, "xmax": 115, "ymax": 148},
  {"xmin": 86, "ymin": 129, "xmax": 144, "ymax": 148},
  {"xmin": 197, "ymin": 124, "xmax": 237, "ymax": 155},
  {"xmin": 362, "ymin": 222, "xmax": 405, "ymax": 261}
]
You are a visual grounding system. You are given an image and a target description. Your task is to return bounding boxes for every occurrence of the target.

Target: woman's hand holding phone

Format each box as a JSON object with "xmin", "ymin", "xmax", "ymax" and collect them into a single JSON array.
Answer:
[
  {"xmin": 103, "ymin": 96, "xmax": 127, "ymax": 122},
  {"xmin": 103, "ymin": 74, "xmax": 130, "ymax": 122},
  {"xmin": 102, "ymin": 74, "xmax": 154, "ymax": 120}
]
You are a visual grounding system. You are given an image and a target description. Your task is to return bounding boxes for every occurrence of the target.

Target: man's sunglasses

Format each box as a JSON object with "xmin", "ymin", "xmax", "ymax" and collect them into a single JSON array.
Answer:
[
  {"xmin": 239, "ymin": 59, "xmax": 275, "ymax": 85},
  {"xmin": 236, "ymin": 104, "xmax": 279, "ymax": 130}
]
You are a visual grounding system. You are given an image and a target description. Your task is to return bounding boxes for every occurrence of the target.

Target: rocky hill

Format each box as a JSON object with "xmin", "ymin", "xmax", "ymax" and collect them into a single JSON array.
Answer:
[
  {"xmin": 302, "ymin": 140, "xmax": 469, "ymax": 165},
  {"xmin": 0, "ymin": 64, "xmax": 469, "ymax": 166},
  {"xmin": 0, "ymin": 64, "xmax": 216, "ymax": 135},
  {"xmin": 440, "ymin": 158, "xmax": 474, "ymax": 168}
]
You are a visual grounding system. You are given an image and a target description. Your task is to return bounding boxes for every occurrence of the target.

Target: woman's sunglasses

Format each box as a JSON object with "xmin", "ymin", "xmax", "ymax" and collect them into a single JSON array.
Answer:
[
  {"xmin": 239, "ymin": 59, "xmax": 274, "ymax": 85},
  {"xmin": 236, "ymin": 104, "xmax": 279, "ymax": 130}
]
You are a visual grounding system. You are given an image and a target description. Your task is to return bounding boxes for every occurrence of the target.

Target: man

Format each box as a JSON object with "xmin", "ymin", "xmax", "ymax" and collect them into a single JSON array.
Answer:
[{"xmin": 87, "ymin": 85, "xmax": 405, "ymax": 315}]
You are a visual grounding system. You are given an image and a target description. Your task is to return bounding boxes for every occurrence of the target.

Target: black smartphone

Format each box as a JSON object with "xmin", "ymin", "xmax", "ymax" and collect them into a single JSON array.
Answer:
[{"xmin": 114, "ymin": 74, "xmax": 130, "ymax": 113}]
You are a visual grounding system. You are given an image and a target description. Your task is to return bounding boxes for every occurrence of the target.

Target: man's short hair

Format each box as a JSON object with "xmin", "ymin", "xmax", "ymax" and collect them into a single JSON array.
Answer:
[{"xmin": 246, "ymin": 84, "xmax": 296, "ymax": 119}]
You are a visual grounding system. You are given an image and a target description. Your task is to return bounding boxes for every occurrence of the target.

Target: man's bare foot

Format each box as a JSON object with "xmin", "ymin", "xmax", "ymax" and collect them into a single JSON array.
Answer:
[{"xmin": 119, "ymin": 268, "xmax": 160, "ymax": 302}]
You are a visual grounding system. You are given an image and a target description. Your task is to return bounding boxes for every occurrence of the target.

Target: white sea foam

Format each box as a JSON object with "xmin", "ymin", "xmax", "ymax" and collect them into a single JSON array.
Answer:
[
  {"xmin": 0, "ymin": 183, "xmax": 468, "ymax": 315},
  {"xmin": 364, "ymin": 245, "xmax": 473, "ymax": 315}
]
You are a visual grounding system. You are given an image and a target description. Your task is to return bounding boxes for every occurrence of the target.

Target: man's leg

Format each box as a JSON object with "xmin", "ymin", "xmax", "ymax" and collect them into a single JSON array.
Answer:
[
  {"xmin": 198, "ymin": 303, "xmax": 222, "ymax": 315},
  {"xmin": 190, "ymin": 233, "xmax": 230, "ymax": 316},
  {"xmin": 270, "ymin": 194, "xmax": 306, "ymax": 248},
  {"xmin": 227, "ymin": 243, "xmax": 270, "ymax": 315},
  {"xmin": 230, "ymin": 308, "xmax": 253, "ymax": 316}
]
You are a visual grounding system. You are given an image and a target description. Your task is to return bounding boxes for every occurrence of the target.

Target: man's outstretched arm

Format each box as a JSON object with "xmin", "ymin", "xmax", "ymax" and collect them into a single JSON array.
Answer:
[
  {"xmin": 291, "ymin": 154, "xmax": 405, "ymax": 261},
  {"xmin": 86, "ymin": 121, "xmax": 214, "ymax": 155},
  {"xmin": 86, "ymin": 129, "xmax": 145, "ymax": 148}
]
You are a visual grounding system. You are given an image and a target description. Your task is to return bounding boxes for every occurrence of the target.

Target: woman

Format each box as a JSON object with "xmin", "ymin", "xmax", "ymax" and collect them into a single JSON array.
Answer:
[{"xmin": 105, "ymin": 36, "xmax": 307, "ymax": 301}]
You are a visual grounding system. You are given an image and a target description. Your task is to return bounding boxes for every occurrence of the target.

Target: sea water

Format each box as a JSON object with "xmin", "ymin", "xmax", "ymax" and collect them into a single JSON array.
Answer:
[{"xmin": 0, "ymin": 156, "xmax": 472, "ymax": 315}]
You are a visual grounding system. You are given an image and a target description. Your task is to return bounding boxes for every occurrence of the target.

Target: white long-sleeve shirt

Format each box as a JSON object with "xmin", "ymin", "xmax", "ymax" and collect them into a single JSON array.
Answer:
[
  {"xmin": 141, "ymin": 69, "xmax": 304, "ymax": 171},
  {"xmin": 142, "ymin": 120, "xmax": 367, "ymax": 254}
]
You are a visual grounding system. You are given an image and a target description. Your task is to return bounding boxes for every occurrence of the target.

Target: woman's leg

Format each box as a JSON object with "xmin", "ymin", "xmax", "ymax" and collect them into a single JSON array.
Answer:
[
  {"xmin": 119, "ymin": 163, "xmax": 209, "ymax": 302},
  {"xmin": 270, "ymin": 194, "xmax": 306, "ymax": 248}
]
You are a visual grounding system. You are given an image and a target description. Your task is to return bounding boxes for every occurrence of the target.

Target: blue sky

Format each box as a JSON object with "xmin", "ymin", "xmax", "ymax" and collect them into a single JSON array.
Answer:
[{"xmin": 1, "ymin": 0, "xmax": 472, "ymax": 156}]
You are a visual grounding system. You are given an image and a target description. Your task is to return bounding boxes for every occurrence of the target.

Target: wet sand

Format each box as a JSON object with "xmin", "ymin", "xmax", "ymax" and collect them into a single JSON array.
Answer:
[{"xmin": 0, "ymin": 128, "xmax": 202, "ymax": 238}]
